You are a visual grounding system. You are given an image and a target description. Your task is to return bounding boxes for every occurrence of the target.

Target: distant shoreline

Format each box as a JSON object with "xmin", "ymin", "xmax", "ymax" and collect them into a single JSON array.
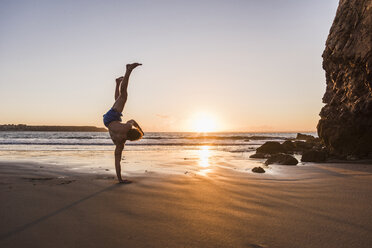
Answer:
[
  {"xmin": 0, "ymin": 124, "xmax": 316, "ymax": 133},
  {"xmin": 0, "ymin": 124, "xmax": 106, "ymax": 132}
]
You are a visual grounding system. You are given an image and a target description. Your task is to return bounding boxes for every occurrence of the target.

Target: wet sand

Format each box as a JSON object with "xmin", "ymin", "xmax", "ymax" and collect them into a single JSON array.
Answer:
[{"xmin": 1, "ymin": 161, "xmax": 372, "ymax": 248}]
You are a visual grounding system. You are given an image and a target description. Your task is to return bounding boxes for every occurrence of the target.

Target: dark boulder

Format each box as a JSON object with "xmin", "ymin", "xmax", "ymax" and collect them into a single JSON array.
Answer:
[
  {"xmin": 282, "ymin": 140, "xmax": 295, "ymax": 152},
  {"xmin": 256, "ymin": 141, "xmax": 285, "ymax": 154},
  {"xmin": 252, "ymin": 167, "xmax": 265, "ymax": 173},
  {"xmin": 301, "ymin": 150, "xmax": 327, "ymax": 163},
  {"xmin": 249, "ymin": 153, "xmax": 270, "ymax": 159},
  {"xmin": 296, "ymin": 133, "xmax": 316, "ymax": 141},
  {"xmin": 293, "ymin": 141, "xmax": 314, "ymax": 152},
  {"xmin": 265, "ymin": 154, "xmax": 298, "ymax": 166}
]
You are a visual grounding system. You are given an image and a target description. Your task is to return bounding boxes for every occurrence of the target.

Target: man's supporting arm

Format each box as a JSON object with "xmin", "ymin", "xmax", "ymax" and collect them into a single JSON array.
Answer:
[{"xmin": 114, "ymin": 144, "xmax": 124, "ymax": 182}]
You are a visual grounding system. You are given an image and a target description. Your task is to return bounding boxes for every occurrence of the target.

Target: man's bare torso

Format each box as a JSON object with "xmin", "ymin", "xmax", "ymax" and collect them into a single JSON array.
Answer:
[{"xmin": 108, "ymin": 121, "xmax": 130, "ymax": 145}]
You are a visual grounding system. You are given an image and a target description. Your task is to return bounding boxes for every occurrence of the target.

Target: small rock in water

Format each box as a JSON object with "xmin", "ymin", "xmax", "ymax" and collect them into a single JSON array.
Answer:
[
  {"xmin": 265, "ymin": 154, "xmax": 298, "ymax": 165},
  {"xmin": 252, "ymin": 167, "xmax": 265, "ymax": 173}
]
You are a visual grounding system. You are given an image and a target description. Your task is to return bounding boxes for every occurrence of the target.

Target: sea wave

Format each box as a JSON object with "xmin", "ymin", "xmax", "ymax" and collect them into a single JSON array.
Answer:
[
  {"xmin": 0, "ymin": 134, "xmax": 286, "ymax": 141},
  {"xmin": 0, "ymin": 136, "xmax": 109, "ymax": 140},
  {"xmin": 0, "ymin": 142, "xmax": 262, "ymax": 146},
  {"xmin": 145, "ymin": 135, "xmax": 286, "ymax": 140}
]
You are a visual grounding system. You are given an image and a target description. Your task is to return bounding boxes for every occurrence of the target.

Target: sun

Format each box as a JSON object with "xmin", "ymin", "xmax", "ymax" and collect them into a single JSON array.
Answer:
[{"xmin": 192, "ymin": 113, "xmax": 217, "ymax": 132}]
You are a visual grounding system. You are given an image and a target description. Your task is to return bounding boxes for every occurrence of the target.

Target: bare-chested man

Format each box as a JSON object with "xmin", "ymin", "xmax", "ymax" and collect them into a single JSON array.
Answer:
[{"xmin": 103, "ymin": 63, "xmax": 144, "ymax": 183}]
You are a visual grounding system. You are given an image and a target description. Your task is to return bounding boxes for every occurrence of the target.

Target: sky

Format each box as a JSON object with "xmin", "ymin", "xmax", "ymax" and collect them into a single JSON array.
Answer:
[{"xmin": 0, "ymin": 0, "xmax": 339, "ymax": 132}]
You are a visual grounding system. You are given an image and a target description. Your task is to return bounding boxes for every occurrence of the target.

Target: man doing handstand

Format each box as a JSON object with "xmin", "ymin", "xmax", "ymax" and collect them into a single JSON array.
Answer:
[{"xmin": 103, "ymin": 63, "xmax": 144, "ymax": 183}]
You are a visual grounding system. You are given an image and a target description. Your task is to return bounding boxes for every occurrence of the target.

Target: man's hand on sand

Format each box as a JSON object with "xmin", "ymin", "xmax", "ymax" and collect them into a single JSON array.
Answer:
[
  {"xmin": 126, "ymin": 63, "xmax": 142, "ymax": 71},
  {"xmin": 119, "ymin": 179, "xmax": 132, "ymax": 184}
]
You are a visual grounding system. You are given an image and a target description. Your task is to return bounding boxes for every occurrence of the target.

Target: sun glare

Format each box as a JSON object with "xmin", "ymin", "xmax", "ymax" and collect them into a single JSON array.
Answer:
[{"xmin": 192, "ymin": 113, "xmax": 217, "ymax": 132}]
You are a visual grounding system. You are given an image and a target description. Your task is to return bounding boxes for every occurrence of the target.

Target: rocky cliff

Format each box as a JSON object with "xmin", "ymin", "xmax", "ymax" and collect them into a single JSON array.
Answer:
[{"xmin": 317, "ymin": 0, "xmax": 372, "ymax": 158}]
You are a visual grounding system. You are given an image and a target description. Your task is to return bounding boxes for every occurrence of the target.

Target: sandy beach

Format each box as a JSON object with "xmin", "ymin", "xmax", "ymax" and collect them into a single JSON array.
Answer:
[
  {"xmin": 2, "ymin": 0, "xmax": 371, "ymax": 247},
  {"xmin": 1, "ymin": 160, "xmax": 371, "ymax": 248}
]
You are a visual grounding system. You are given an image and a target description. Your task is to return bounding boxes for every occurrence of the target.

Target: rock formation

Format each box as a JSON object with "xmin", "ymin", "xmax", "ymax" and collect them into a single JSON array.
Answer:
[
  {"xmin": 256, "ymin": 141, "xmax": 286, "ymax": 154},
  {"xmin": 301, "ymin": 150, "xmax": 327, "ymax": 163},
  {"xmin": 317, "ymin": 0, "xmax": 372, "ymax": 158},
  {"xmin": 264, "ymin": 154, "xmax": 298, "ymax": 166},
  {"xmin": 251, "ymin": 167, "xmax": 265, "ymax": 173}
]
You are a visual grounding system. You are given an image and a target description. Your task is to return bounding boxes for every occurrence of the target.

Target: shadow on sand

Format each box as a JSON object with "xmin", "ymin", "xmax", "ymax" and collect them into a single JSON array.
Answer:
[{"xmin": 0, "ymin": 183, "xmax": 124, "ymax": 241}]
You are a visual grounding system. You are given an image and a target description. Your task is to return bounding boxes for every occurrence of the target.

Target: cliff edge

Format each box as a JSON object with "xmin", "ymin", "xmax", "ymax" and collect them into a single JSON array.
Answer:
[{"xmin": 317, "ymin": 0, "xmax": 372, "ymax": 158}]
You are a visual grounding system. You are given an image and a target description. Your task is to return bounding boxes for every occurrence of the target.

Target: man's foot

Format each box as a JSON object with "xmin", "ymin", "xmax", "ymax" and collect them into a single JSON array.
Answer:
[
  {"xmin": 118, "ymin": 179, "xmax": 132, "ymax": 184},
  {"xmin": 126, "ymin": 63, "xmax": 142, "ymax": 71},
  {"xmin": 116, "ymin": 76, "xmax": 124, "ymax": 84}
]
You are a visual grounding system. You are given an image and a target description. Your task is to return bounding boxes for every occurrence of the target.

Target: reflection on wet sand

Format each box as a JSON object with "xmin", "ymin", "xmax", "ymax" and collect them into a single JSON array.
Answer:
[
  {"xmin": 197, "ymin": 146, "xmax": 212, "ymax": 176},
  {"xmin": 0, "ymin": 145, "xmax": 266, "ymax": 176}
]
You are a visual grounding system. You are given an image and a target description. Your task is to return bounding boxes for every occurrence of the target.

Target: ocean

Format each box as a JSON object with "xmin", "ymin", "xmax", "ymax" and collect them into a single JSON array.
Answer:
[{"xmin": 0, "ymin": 131, "xmax": 316, "ymax": 175}]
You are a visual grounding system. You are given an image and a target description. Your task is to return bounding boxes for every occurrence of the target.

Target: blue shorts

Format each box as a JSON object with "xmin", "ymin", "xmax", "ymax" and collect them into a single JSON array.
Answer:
[{"xmin": 103, "ymin": 108, "xmax": 122, "ymax": 127}]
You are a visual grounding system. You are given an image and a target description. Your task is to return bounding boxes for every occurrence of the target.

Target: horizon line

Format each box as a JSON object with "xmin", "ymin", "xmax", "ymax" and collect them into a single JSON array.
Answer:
[{"xmin": 0, "ymin": 123, "xmax": 317, "ymax": 133}]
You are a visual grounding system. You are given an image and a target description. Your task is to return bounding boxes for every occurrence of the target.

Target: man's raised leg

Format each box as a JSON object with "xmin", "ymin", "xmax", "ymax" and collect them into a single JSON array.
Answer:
[
  {"xmin": 115, "ymin": 77, "xmax": 123, "ymax": 100},
  {"xmin": 112, "ymin": 63, "xmax": 141, "ymax": 113}
]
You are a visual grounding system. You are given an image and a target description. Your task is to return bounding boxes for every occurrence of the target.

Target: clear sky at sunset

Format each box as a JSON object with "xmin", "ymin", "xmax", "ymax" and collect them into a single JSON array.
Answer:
[{"xmin": 0, "ymin": 0, "xmax": 339, "ymax": 132}]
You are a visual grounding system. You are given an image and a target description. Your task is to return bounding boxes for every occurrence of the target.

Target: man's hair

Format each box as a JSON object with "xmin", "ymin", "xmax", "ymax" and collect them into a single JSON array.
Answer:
[{"xmin": 127, "ymin": 128, "xmax": 143, "ymax": 141}]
